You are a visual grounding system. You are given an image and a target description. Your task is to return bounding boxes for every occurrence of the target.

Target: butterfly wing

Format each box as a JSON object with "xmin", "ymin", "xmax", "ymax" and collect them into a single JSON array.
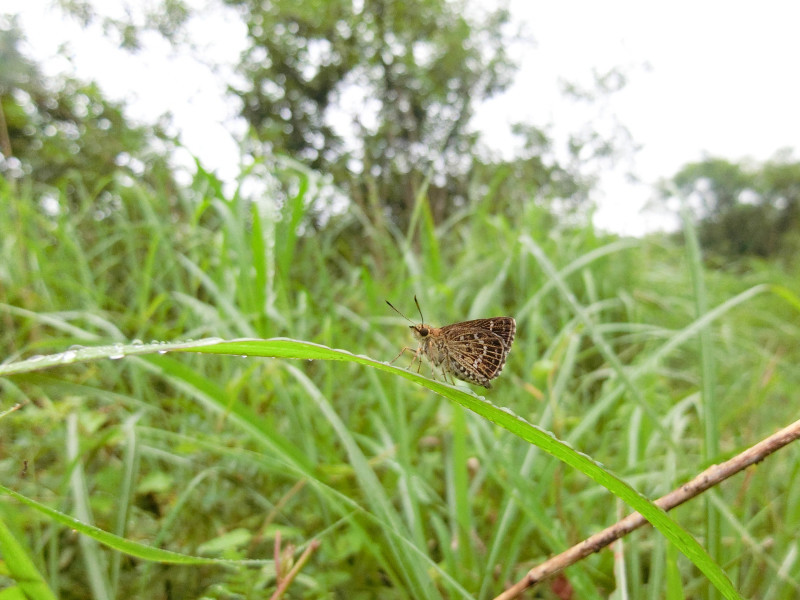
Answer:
[
  {"xmin": 440, "ymin": 319, "xmax": 515, "ymax": 387},
  {"xmin": 460, "ymin": 317, "xmax": 516, "ymax": 349}
]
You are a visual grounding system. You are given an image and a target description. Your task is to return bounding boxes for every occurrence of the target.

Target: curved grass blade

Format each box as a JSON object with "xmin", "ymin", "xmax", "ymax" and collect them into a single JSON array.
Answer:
[{"xmin": 0, "ymin": 337, "xmax": 742, "ymax": 598}]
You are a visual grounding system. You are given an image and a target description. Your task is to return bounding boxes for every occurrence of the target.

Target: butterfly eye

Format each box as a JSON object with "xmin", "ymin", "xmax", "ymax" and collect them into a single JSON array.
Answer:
[{"xmin": 418, "ymin": 327, "xmax": 429, "ymax": 336}]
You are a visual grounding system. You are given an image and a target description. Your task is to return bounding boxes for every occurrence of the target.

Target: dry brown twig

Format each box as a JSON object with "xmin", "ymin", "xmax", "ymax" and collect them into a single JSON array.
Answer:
[
  {"xmin": 270, "ymin": 530, "xmax": 321, "ymax": 600},
  {"xmin": 494, "ymin": 418, "xmax": 800, "ymax": 600}
]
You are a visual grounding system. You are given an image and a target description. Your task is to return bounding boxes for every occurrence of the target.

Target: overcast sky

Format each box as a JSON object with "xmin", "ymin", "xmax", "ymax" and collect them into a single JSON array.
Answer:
[{"xmin": 6, "ymin": 1, "xmax": 800, "ymax": 234}]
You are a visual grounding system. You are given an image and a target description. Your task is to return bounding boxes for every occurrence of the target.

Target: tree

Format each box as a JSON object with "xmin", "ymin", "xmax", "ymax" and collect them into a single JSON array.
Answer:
[
  {"xmin": 0, "ymin": 16, "xmax": 175, "ymax": 201},
  {"xmin": 664, "ymin": 154, "xmax": 800, "ymax": 259},
  {"xmin": 51, "ymin": 0, "xmax": 614, "ymax": 232},
  {"xmin": 224, "ymin": 0, "xmax": 518, "ymax": 227}
]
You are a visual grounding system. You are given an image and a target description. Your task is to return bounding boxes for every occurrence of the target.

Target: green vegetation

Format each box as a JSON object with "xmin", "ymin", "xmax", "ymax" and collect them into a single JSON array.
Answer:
[
  {"xmin": 0, "ymin": 20, "xmax": 175, "ymax": 200},
  {"xmin": 3, "ymin": 3, "xmax": 800, "ymax": 598},
  {"xmin": 663, "ymin": 153, "xmax": 800, "ymax": 260},
  {"xmin": 2, "ymin": 158, "xmax": 800, "ymax": 598}
]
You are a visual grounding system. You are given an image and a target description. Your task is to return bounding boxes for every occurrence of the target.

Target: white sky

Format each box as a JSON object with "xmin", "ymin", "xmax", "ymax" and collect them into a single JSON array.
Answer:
[{"xmin": 5, "ymin": 1, "xmax": 800, "ymax": 235}]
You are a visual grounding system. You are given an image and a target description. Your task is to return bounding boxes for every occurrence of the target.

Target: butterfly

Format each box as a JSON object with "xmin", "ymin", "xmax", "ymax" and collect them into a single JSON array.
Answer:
[{"xmin": 387, "ymin": 296, "xmax": 515, "ymax": 388}]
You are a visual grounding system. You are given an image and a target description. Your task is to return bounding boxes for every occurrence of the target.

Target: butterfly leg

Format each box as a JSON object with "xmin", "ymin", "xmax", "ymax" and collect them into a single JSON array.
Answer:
[
  {"xmin": 438, "ymin": 365, "xmax": 454, "ymax": 385},
  {"xmin": 425, "ymin": 360, "xmax": 453, "ymax": 385},
  {"xmin": 426, "ymin": 361, "xmax": 437, "ymax": 381},
  {"xmin": 389, "ymin": 345, "xmax": 423, "ymax": 372}
]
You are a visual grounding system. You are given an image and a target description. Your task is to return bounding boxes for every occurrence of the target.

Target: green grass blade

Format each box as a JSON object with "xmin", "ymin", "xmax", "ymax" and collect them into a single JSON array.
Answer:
[
  {"xmin": 0, "ymin": 514, "xmax": 58, "ymax": 600},
  {"xmin": 0, "ymin": 485, "xmax": 268, "ymax": 567}
]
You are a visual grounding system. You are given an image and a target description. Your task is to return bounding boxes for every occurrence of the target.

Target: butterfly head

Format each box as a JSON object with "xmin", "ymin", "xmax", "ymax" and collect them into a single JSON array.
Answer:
[{"xmin": 410, "ymin": 324, "xmax": 433, "ymax": 339}]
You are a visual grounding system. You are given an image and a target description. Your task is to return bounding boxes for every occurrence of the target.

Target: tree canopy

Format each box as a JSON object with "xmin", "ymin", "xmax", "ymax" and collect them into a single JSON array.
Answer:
[
  {"xmin": 665, "ymin": 153, "xmax": 800, "ymax": 259},
  {"xmin": 226, "ymin": 0, "xmax": 520, "ymax": 226},
  {"xmin": 0, "ymin": 17, "xmax": 175, "ymax": 201},
  {"xmin": 44, "ymin": 0, "xmax": 620, "ymax": 231}
]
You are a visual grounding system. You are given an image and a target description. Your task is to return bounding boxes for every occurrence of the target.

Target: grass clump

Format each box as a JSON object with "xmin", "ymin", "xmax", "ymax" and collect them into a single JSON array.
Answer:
[{"xmin": 1, "ymin": 161, "xmax": 800, "ymax": 599}]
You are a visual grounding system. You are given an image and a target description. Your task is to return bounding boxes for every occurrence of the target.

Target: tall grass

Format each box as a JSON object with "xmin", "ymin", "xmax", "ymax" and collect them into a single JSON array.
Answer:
[{"xmin": 1, "ymin": 160, "xmax": 800, "ymax": 599}]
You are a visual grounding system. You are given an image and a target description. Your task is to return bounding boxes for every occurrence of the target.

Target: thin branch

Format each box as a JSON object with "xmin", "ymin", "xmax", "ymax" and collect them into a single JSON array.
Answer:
[
  {"xmin": 269, "ymin": 539, "xmax": 321, "ymax": 600},
  {"xmin": 273, "ymin": 530, "xmax": 282, "ymax": 585},
  {"xmin": 494, "ymin": 418, "xmax": 800, "ymax": 600}
]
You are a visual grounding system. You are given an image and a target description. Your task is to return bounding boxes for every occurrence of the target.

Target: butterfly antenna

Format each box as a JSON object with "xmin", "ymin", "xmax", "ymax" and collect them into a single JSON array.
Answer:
[
  {"xmin": 386, "ymin": 300, "xmax": 414, "ymax": 324},
  {"xmin": 413, "ymin": 295, "xmax": 425, "ymax": 324}
]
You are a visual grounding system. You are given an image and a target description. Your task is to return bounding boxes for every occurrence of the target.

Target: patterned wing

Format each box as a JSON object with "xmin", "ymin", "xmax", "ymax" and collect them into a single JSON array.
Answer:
[
  {"xmin": 440, "ymin": 320, "xmax": 515, "ymax": 387},
  {"xmin": 459, "ymin": 317, "xmax": 516, "ymax": 349},
  {"xmin": 444, "ymin": 318, "xmax": 516, "ymax": 349}
]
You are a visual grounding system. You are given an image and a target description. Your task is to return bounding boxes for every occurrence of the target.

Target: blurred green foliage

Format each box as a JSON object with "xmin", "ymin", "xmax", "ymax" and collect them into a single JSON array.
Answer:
[
  {"xmin": 0, "ymin": 17, "xmax": 177, "ymax": 205},
  {"xmin": 1, "ymin": 3, "xmax": 800, "ymax": 598},
  {"xmin": 664, "ymin": 153, "xmax": 800, "ymax": 260}
]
